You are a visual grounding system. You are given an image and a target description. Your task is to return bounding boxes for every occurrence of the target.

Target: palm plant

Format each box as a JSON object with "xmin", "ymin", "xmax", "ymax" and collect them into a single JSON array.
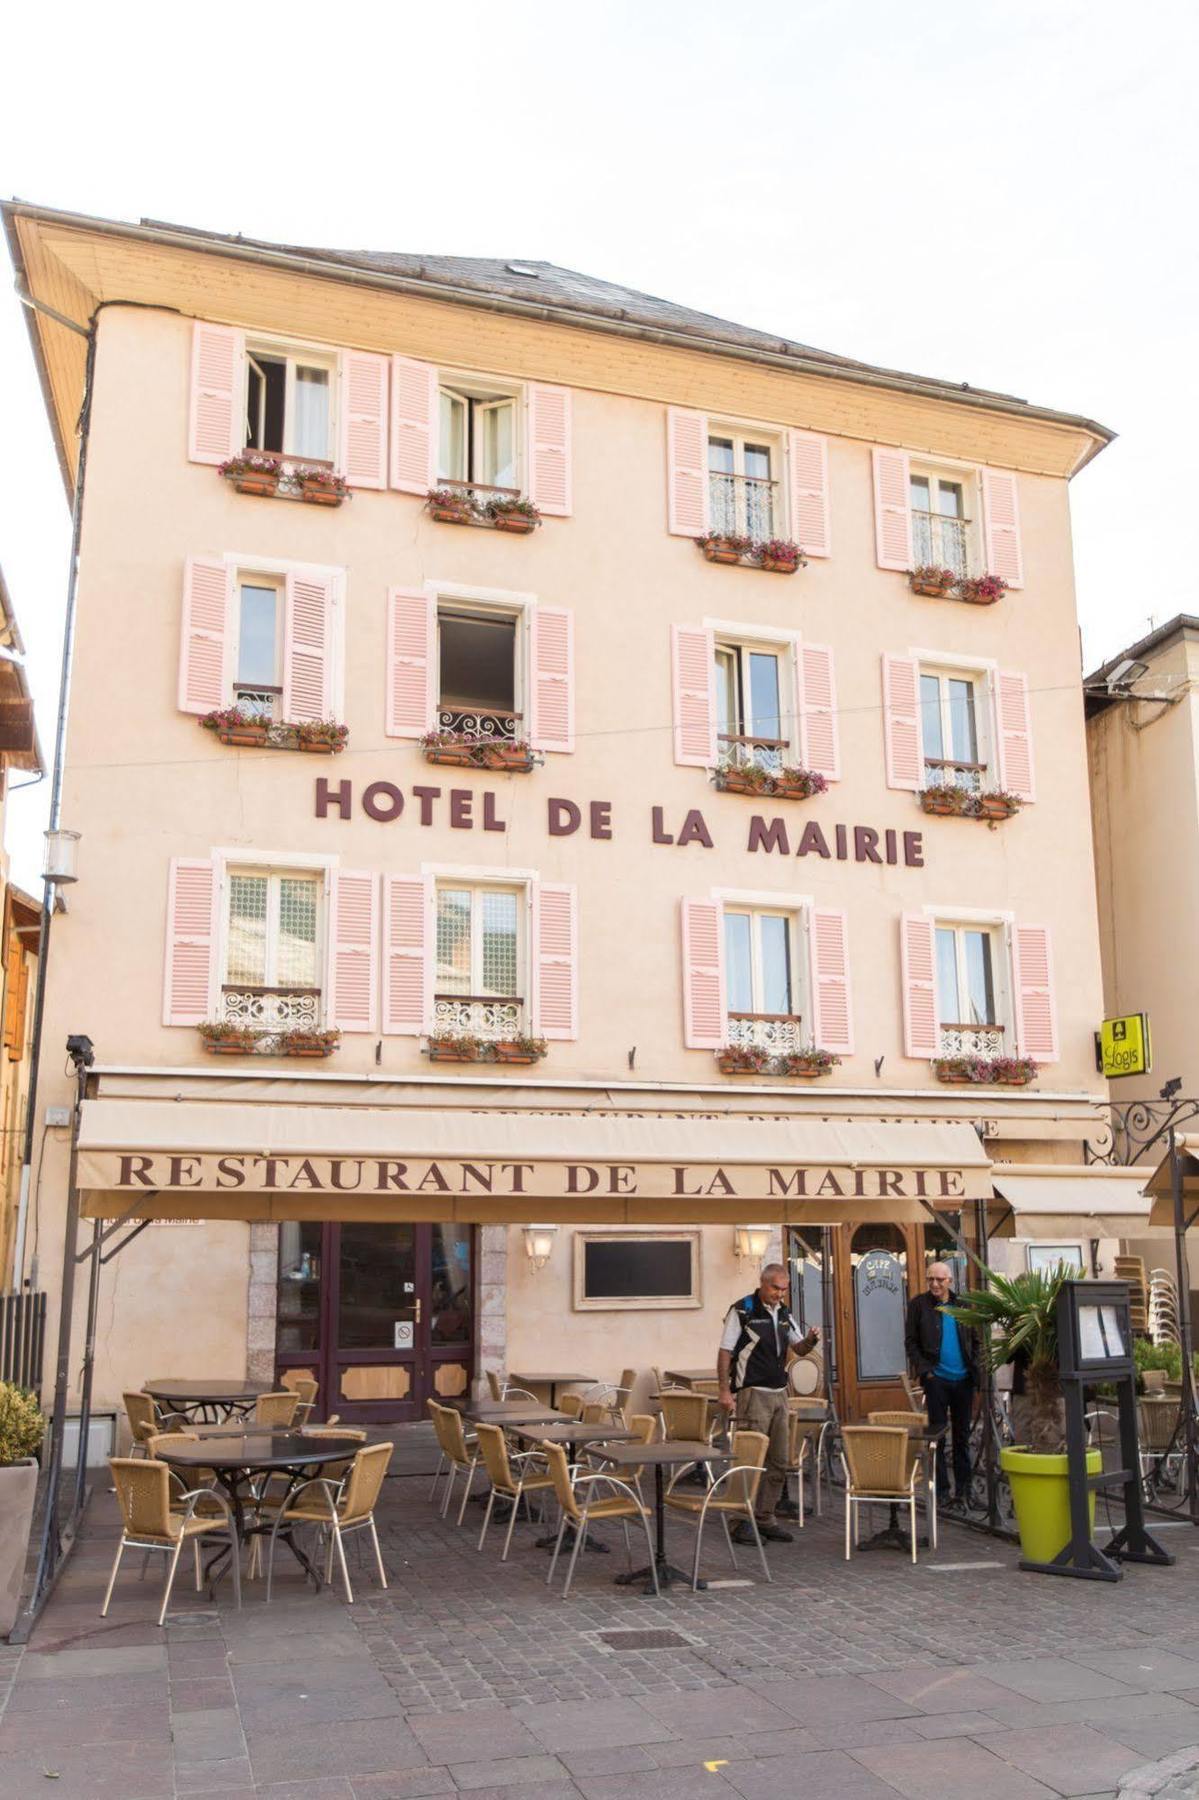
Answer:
[{"xmin": 944, "ymin": 1264, "xmax": 1077, "ymax": 1454}]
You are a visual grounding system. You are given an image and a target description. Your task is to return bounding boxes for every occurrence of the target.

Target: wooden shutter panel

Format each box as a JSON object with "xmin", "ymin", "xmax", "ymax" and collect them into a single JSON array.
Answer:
[
  {"xmin": 982, "ymin": 467, "xmax": 1024, "ymax": 589},
  {"xmin": 872, "ymin": 446, "xmax": 913, "ymax": 570},
  {"xmin": 3, "ymin": 935, "xmax": 22, "ymax": 1057},
  {"xmin": 338, "ymin": 351, "xmax": 389, "ymax": 490},
  {"xmin": 188, "ymin": 322, "xmax": 243, "ymax": 464},
  {"xmin": 283, "ymin": 570, "xmax": 335, "ymax": 721},
  {"xmin": 1013, "ymin": 924, "xmax": 1059, "ymax": 1062},
  {"xmin": 681, "ymin": 897, "xmax": 725, "ymax": 1050},
  {"xmin": 327, "ymin": 871, "xmax": 377, "ymax": 1033},
  {"xmin": 163, "ymin": 858, "xmax": 217, "ymax": 1026},
  {"xmin": 882, "ymin": 653, "xmax": 922, "ymax": 790},
  {"xmin": 667, "ymin": 408, "xmax": 709, "ymax": 537},
  {"xmin": 797, "ymin": 642, "xmax": 840, "ymax": 779},
  {"xmin": 671, "ymin": 625, "xmax": 716, "ymax": 767},
  {"xmin": 390, "ymin": 356, "xmax": 438, "ymax": 494},
  {"xmin": 386, "ymin": 588, "xmax": 436, "ymax": 738},
  {"xmin": 178, "ymin": 557, "xmax": 232, "ymax": 715},
  {"xmin": 529, "ymin": 607, "xmax": 574, "ymax": 753},
  {"xmin": 994, "ymin": 669, "xmax": 1035, "ymax": 801},
  {"xmin": 809, "ymin": 908, "xmax": 853, "ymax": 1055},
  {"xmin": 527, "ymin": 384, "xmax": 572, "ymax": 516},
  {"xmin": 382, "ymin": 875, "xmax": 430, "ymax": 1035},
  {"xmin": 787, "ymin": 430, "xmax": 830, "ymax": 557},
  {"xmin": 900, "ymin": 913, "xmax": 939, "ymax": 1059},
  {"xmin": 534, "ymin": 883, "xmax": 578, "ymax": 1040},
  {"xmin": 9, "ymin": 960, "xmax": 28, "ymax": 1062}
]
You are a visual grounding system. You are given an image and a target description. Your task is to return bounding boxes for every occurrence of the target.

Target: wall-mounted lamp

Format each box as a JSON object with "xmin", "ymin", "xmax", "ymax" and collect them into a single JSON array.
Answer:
[
  {"xmin": 733, "ymin": 1224, "xmax": 772, "ymax": 1262},
  {"xmin": 43, "ymin": 828, "xmax": 81, "ymax": 884},
  {"xmin": 522, "ymin": 1223, "xmax": 559, "ymax": 1270}
]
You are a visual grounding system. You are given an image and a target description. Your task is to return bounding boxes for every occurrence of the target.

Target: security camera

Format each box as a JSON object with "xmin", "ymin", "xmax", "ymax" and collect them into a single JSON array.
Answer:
[{"xmin": 65, "ymin": 1034, "xmax": 95, "ymax": 1067}]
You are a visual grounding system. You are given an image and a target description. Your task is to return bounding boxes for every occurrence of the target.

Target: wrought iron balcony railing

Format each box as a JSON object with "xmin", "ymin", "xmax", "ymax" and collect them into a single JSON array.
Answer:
[
  {"xmin": 939, "ymin": 1022, "xmax": 1005, "ymax": 1058},
  {"xmin": 221, "ymin": 985, "xmax": 321, "ymax": 1030},
  {"xmin": 718, "ymin": 733, "xmax": 788, "ymax": 774},
  {"xmin": 728, "ymin": 1012, "xmax": 804, "ymax": 1055},
  {"xmin": 433, "ymin": 993, "xmax": 524, "ymax": 1040},
  {"xmin": 924, "ymin": 756, "xmax": 985, "ymax": 795},
  {"xmin": 709, "ymin": 472, "xmax": 776, "ymax": 541},
  {"xmin": 437, "ymin": 707, "xmax": 521, "ymax": 743},
  {"xmin": 912, "ymin": 509, "xmax": 970, "ymax": 577}
]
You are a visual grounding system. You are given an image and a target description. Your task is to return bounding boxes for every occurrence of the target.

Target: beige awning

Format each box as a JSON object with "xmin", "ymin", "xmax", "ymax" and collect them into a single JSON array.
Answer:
[
  {"xmin": 76, "ymin": 1099, "xmax": 991, "ymax": 1225},
  {"xmin": 1145, "ymin": 1133, "xmax": 1199, "ymax": 1226},
  {"xmin": 989, "ymin": 1165, "xmax": 1158, "ymax": 1238}
]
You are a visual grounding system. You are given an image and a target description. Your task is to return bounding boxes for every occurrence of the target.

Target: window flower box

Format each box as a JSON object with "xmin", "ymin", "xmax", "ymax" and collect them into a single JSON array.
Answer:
[
  {"xmin": 933, "ymin": 1055, "xmax": 1037, "ymax": 1087},
  {"xmin": 919, "ymin": 785, "xmax": 1022, "ymax": 824},
  {"xmin": 909, "ymin": 565, "xmax": 959, "ymax": 599},
  {"xmin": 777, "ymin": 1050, "xmax": 840, "ymax": 1079},
  {"xmin": 698, "ymin": 534, "xmax": 806, "ymax": 571},
  {"xmin": 484, "ymin": 497, "xmax": 540, "ymax": 535},
  {"xmin": 275, "ymin": 1028, "xmax": 341, "ymax": 1058},
  {"xmin": 716, "ymin": 1043, "xmax": 840, "ymax": 1077},
  {"xmin": 754, "ymin": 539, "xmax": 805, "ymax": 574},
  {"xmin": 955, "ymin": 573, "xmax": 1009, "ymax": 606},
  {"xmin": 716, "ymin": 1044, "xmax": 771, "ymax": 1074},
  {"xmin": 427, "ymin": 487, "xmax": 477, "ymax": 525},
  {"xmin": 200, "ymin": 706, "xmax": 271, "ymax": 748},
  {"xmin": 294, "ymin": 465, "xmax": 349, "ymax": 507},
  {"xmin": 218, "ymin": 454, "xmax": 284, "ymax": 497},
  {"xmin": 198, "ymin": 1023, "xmax": 262, "ymax": 1055},
  {"xmin": 428, "ymin": 1034, "xmax": 482, "ymax": 1063},
  {"xmin": 492, "ymin": 1036, "xmax": 548, "ymax": 1065},
  {"xmin": 714, "ymin": 764, "xmax": 828, "ymax": 802},
  {"xmin": 296, "ymin": 720, "xmax": 349, "ymax": 756},
  {"xmin": 699, "ymin": 532, "xmax": 754, "ymax": 565},
  {"xmin": 420, "ymin": 731, "xmax": 540, "ymax": 773}
]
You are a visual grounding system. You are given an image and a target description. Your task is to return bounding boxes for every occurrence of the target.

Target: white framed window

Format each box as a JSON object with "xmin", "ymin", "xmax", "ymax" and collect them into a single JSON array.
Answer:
[
  {"xmin": 439, "ymin": 376, "xmax": 520, "ymax": 493},
  {"xmin": 933, "ymin": 918, "xmax": 1010, "ymax": 1059},
  {"xmin": 233, "ymin": 574, "xmax": 283, "ymax": 716},
  {"xmin": 714, "ymin": 637, "xmax": 793, "ymax": 770},
  {"xmin": 433, "ymin": 881, "xmax": 524, "ymax": 1039},
  {"xmin": 708, "ymin": 426, "xmax": 780, "ymax": 539},
  {"xmin": 724, "ymin": 905, "xmax": 808, "ymax": 1054},
  {"xmin": 244, "ymin": 338, "xmax": 337, "ymax": 462},
  {"xmin": 919, "ymin": 665, "xmax": 989, "ymax": 793},
  {"xmin": 221, "ymin": 867, "xmax": 324, "ymax": 1030},
  {"xmin": 573, "ymin": 1230, "xmax": 702, "ymax": 1311},
  {"xmin": 437, "ymin": 601, "xmax": 522, "ymax": 740},
  {"xmin": 910, "ymin": 465, "xmax": 979, "ymax": 578}
]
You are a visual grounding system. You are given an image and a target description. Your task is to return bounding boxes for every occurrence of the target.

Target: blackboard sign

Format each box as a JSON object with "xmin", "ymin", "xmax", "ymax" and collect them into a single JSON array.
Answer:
[
  {"xmin": 854, "ymin": 1250, "xmax": 906, "ymax": 1381},
  {"xmin": 583, "ymin": 1237, "xmax": 694, "ymax": 1301}
]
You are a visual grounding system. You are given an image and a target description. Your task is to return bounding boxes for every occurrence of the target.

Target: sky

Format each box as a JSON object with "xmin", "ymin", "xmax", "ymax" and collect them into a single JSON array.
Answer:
[{"xmin": 1, "ymin": 0, "xmax": 1196, "ymax": 888}]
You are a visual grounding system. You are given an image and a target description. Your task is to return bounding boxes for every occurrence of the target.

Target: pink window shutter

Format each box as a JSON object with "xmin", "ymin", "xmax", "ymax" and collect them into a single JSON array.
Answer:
[
  {"xmin": 385, "ymin": 588, "xmax": 436, "ymax": 738},
  {"xmin": 809, "ymin": 908, "xmax": 853, "ymax": 1055},
  {"xmin": 671, "ymin": 624, "xmax": 716, "ymax": 767},
  {"xmin": 1014, "ymin": 925, "xmax": 1059, "ymax": 1062},
  {"xmin": 382, "ymin": 874, "xmax": 430, "ymax": 1035},
  {"xmin": 666, "ymin": 408, "xmax": 709, "ymax": 537},
  {"xmin": 797, "ymin": 642, "xmax": 840, "ymax": 779},
  {"xmin": 390, "ymin": 355, "xmax": 438, "ymax": 494},
  {"xmin": 882, "ymin": 653, "xmax": 922, "ymax": 790},
  {"xmin": 527, "ymin": 384, "xmax": 572, "ymax": 516},
  {"xmin": 787, "ymin": 430, "xmax": 830, "ymax": 557},
  {"xmin": 163, "ymin": 858, "xmax": 217, "ymax": 1026},
  {"xmin": 982, "ymin": 468, "xmax": 1024, "ymax": 589},
  {"xmin": 681, "ymin": 897, "xmax": 725, "ymax": 1050},
  {"xmin": 529, "ymin": 607, "xmax": 574, "ymax": 753},
  {"xmin": 534, "ymin": 883, "xmax": 578, "ymax": 1040},
  {"xmin": 283, "ymin": 570, "xmax": 334, "ymax": 721},
  {"xmin": 900, "ymin": 914, "xmax": 939, "ymax": 1059},
  {"xmin": 178, "ymin": 557, "xmax": 232, "ymax": 715},
  {"xmin": 328, "ymin": 871, "xmax": 378, "ymax": 1033},
  {"xmin": 994, "ymin": 669, "xmax": 1035, "ymax": 801},
  {"xmin": 872, "ymin": 447, "xmax": 913, "ymax": 571},
  {"xmin": 338, "ymin": 351, "xmax": 389, "ymax": 490},
  {"xmin": 188, "ymin": 323, "xmax": 243, "ymax": 465}
]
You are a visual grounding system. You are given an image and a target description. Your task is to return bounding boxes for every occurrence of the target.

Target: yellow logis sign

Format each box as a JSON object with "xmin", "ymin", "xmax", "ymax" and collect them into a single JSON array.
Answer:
[{"xmin": 1099, "ymin": 1013, "xmax": 1152, "ymax": 1079}]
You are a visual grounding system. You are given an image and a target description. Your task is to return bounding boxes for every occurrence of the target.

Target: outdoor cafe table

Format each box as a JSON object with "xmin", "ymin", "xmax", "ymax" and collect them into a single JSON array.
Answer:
[
  {"xmin": 593, "ymin": 1439, "xmax": 729, "ymax": 1594},
  {"xmin": 509, "ymin": 1372, "xmax": 597, "ymax": 1407},
  {"xmin": 461, "ymin": 1400, "xmax": 571, "ymax": 1426},
  {"xmin": 662, "ymin": 1369, "xmax": 716, "ymax": 1389},
  {"xmin": 857, "ymin": 1424, "xmax": 947, "ymax": 1553},
  {"xmin": 155, "ymin": 1429, "xmax": 368, "ymax": 1587},
  {"xmin": 144, "ymin": 1377, "xmax": 271, "ymax": 1424}
]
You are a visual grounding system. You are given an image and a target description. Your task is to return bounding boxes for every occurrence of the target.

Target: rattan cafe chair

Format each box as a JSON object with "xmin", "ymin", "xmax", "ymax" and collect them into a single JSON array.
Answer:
[
  {"xmin": 123, "ymin": 1391, "xmax": 163, "ymax": 1456},
  {"xmin": 542, "ymin": 1442, "xmax": 657, "ymax": 1598},
  {"xmin": 1139, "ymin": 1397, "xmax": 1185, "ymax": 1494},
  {"xmin": 266, "ymin": 1441, "xmax": 393, "ymax": 1604},
  {"xmin": 253, "ymin": 1390, "xmax": 300, "ymax": 1429},
  {"xmin": 784, "ymin": 1413, "xmax": 811, "ymax": 1528},
  {"xmin": 841, "ymin": 1425, "xmax": 935, "ymax": 1564},
  {"xmin": 474, "ymin": 1422, "xmax": 556, "ymax": 1559},
  {"xmin": 558, "ymin": 1392, "xmax": 584, "ymax": 1420},
  {"xmin": 103, "ymin": 1457, "xmax": 240, "ymax": 1625},
  {"xmin": 658, "ymin": 1390, "xmax": 714, "ymax": 1444},
  {"xmin": 280, "ymin": 1374, "xmax": 319, "ymax": 1427},
  {"xmin": 664, "ymin": 1428, "xmax": 771, "ymax": 1589},
  {"xmin": 426, "ymin": 1400, "xmax": 481, "ymax": 1522},
  {"xmin": 583, "ymin": 1410, "xmax": 657, "ymax": 1492},
  {"xmin": 247, "ymin": 1426, "xmax": 368, "ymax": 1577},
  {"xmin": 900, "ymin": 1373, "xmax": 930, "ymax": 1427}
]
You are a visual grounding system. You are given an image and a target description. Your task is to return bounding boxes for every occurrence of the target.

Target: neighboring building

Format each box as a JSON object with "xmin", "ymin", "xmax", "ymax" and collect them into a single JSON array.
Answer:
[
  {"xmin": 0, "ymin": 568, "xmax": 44, "ymax": 1286},
  {"xmin": 5, "ymin": 201, "xmax": 1122, "ymax": 1431}
]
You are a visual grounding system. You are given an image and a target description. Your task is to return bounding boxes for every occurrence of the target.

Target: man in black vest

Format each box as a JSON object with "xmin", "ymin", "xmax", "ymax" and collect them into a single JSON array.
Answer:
[{"xmin": 718, "ymin": 1263, "xmax": 820, "ymax": 1542}]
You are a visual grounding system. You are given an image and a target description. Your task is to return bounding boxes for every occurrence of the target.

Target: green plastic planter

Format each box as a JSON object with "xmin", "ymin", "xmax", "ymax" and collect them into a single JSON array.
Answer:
[{"xmin": 1001, "ymin": 1446, "xmax": 1101, "ymax": 1565}]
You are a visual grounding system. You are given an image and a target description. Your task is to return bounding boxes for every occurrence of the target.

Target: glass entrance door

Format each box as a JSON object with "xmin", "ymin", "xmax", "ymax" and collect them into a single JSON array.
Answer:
[{"xmin": 274, "ymin": 1222, "xmax": 475, "ymax": 1421}]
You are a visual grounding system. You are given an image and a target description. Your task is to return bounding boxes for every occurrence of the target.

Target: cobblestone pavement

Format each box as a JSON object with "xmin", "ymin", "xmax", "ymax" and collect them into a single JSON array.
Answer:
[{"xmin": 4, "ymin": 1465, "xmax": 1199, "ymax": 1798}]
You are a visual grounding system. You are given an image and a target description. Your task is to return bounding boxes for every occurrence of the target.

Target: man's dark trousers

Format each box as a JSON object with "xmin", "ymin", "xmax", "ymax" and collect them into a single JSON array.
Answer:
[{"xmin": 923, "ymin": 1373, "xmax": 972, "ymax": 1498}]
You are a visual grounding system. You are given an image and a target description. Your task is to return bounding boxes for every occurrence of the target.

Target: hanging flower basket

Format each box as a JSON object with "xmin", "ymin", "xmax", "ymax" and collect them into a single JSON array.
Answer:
[
  {"xmin": 492, "ymin": 1036, "xmax": 548, "ymax": 1065},
  {"xmin": 908, "ymin": 565, "xmax": 959, "ymax": 599},
  {"xmin": 933, "ymin": 1055, "xmax": 1037, "ymax": 1087},
  {"xmin": 218, "ymin": 454, "xmax": 284, "ymax": 498},
  {"xmin": 427, "ymin": 1034, "xmax": 482, "ymax": 1063},
  {"xmin": 294, "ymin": 465, "xmax": 349, "ymax": 507}
]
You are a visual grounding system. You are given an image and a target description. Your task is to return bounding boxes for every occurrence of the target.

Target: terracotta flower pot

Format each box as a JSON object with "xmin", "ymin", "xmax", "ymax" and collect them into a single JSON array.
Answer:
[
  {"xmin": 481, "ymin": 745, "xmax": 536, "ymax": 771},
  {"xmin": 430, "ymin": 503, "xmax": 474, "ymax": 525},
  {"xmin": 298, "ymin": 739, "xmax": 342, "ymax": 755},
  {"xmin": 717, "ymin": 769, "xmax": 762, "ymax": 795},
  {"xmin": 425, "ymin": 744, "xmax": 479, "ymax": 766},
  {"xmin": 493, "ymin": 1045, "xmax": 540, "ymax": 1064},
  {"xmin": 282, "ymin": 1044, "xmax": 335, "ymax": 1057},
  {"xmin": 759, "ymin": 556, "xmax": 800, "ymax": 574},
  {"xmin": 299, "ymin": 482, "xmax": 343, "ymax": 507},
  {"xmin": 910, "ymin": 579, "xmax": 955, "ymax": 598},
  {"xmin": 702, "ymin": 542, "xmax": 743, "ymax": 565},
  {"xmin": 491, "ymin": 513, "xmax": 537, "ymax": 534},
  {"xmin": 959, "ymin": 591, "xmax": 1000, "ymax": 605},
  {"xmin": 216, "ymin": 728, "xmax": 269, "ymax": 748},
  {"xmin": 980, "ymin": 796, "xmax": 1019, "ymax": 820},
  {"xmin": 921, "ymin": 796, "xmax": 961, "ymax": 816},
  {"xmin": 429, "ymin": 1042, "xmax": 479, "ymax": 1062},
  {"xmin": 228, "ymin": 473, "xmax": 280, "ymax": 498},
  {"xmin": 716, "ymin": 1054, "xmax": 768, "ymax": 1075},
  {"xmin": 783, "ymin": 1063, "xmax": 829, "ymax": 1079},
  {"xmin": 203, "ymin": 1039, "xmax": 256, "ymax": 1055}
]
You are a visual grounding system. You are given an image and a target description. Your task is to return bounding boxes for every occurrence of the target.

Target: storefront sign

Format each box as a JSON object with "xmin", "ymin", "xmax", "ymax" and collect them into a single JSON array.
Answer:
[
  {"xmin": 1097, "ymin": 1013, "xmax": 1152, "ymax": 1079},
  {"xmin": 314, "ymin": 780, "xmax": 925, "ymax": 868}
]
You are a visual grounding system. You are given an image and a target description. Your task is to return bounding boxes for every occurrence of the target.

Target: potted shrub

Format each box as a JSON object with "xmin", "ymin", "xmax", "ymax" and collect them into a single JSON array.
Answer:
[
  {"xmin": 200, "ymin": 706, "xmax": 271, "ymax": 748},
  {"xmin": 276, "ymin": 1026, "xmax": 341, "ymax": 1058},
  {"xmin": 908, "ymin": 565, "xmax": 959, "ymax": 599},
  {"xmin": 753, "ymin": 538, "xmax": 805, "ymax": 574},
  {"xmin": 427, "ymin": 1032, "xmax": 482, "ymax": 1063},
  {"xmin": 0, "ymin": 1382, "xmax": 45, "ymax": 1637},
  {"xmin": 715, "ymin": 1043, "xmax": 770, "ymax": 1074},
  {"xmin": 932, "ymin": 1054, "xmax": 1038, "ymax": 1086},
  {"xmin": 218, "ymin": 453, "xmax": 284, "ymax": 497},
  {"xmin": 295, "ymin": 719, "xmax": 349, "ymax": 755},
  {"xmin": 293, "ymin": 465, "xmax": 349, "ymax": 507},
  {"xmin": 484, "ymin": 496, "xmax": 540, "ymax": 535},
  {"xmin": 426, "ymin": 487, "xmax": 477, "ymax": 525},
  {"xmin": 945, "ymin": 1265, "xmax": 1101, "ymax": 1566},
  {"xmin": 198, "ymin": 1020, "xmax": 263, "ymax": 1055},
  {"xmin": 955, "ymin": 573, "xmax": 1009, "ymax": 606},
  {"xmin": 698, "ymin": 531, "xmax": 753, "ymax": 566},
  {"xmin": 778, "ymin": 1047, "xmax": 840, "ymax": 1079},
  {"xmin": 493, "ymin": 1033, "xmax": 548, "ymax": 1065}
]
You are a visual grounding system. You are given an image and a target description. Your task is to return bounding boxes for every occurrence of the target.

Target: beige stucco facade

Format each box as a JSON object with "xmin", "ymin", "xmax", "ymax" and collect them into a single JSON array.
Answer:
[{"xmin": 6, "ymin": 203, "xmax": 1118, "ymax": 1428}]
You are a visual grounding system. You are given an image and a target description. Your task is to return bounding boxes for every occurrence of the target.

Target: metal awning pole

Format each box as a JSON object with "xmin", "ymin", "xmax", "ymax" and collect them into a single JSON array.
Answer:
[
  {"xmin": 71, "ymin": 1216, "xmax": 102, "ymax": 1516},
  {"xmin": 1169, "ymin": 1134, "xmax": 1199, "ymax": 1525},
  {"xmin": 975, "ymin": 1191, "xmax": 1000, "ymax": 1533}
]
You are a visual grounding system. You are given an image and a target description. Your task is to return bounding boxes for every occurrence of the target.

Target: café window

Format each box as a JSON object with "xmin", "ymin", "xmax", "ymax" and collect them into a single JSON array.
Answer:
[
  {"xmin": 910, "ymin": 467, "xmax": 978, "ymax": 578},
  {"xmin": 439, "ymin": 380, "xmax": 520, "ymax": 494},
  {"xmin": 920, "ymin": 667, "xmax": 988, "ymax": 794},
  {"xmin": 245, "ymin": 340, "xmax": 335, "ymax": 462},
  {"xmin": 234, "ymin": 575, "xmax": 283, "ymax": 717},
  {"xmin": 708, "ymin": 429, "xmax": 778, "ymax": 539},
  {"xmin": 851, "ymin": 1222, "xmax": 908, "ymax": 1383},
  {"xmin": 433, "ymin": 881, "xmax": 524, "ymax": 1042},
  {"xmin": 221, "ymin": 868, "xmax": 323, "ymax": 1031},
  {"xmin": 715, "ymin": 640, "xmax": 789, "ymax": 772},
  {"xmin": 437, "ymin": 605, "xmax": 520, "ymax": 743},
  {"xmin": 573, "ymin": 1230, "xmax": 702, "ymax": 1311}
]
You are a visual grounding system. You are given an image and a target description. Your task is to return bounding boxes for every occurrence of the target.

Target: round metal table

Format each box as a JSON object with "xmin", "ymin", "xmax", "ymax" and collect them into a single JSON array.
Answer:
[
  {"xmin": 144, "ymin": 1378, "xmax": 272, "ymax": 1425},
  {"xmin": 156, "ymin": 1430, "xmax": 368, "ymax": 1589}
]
